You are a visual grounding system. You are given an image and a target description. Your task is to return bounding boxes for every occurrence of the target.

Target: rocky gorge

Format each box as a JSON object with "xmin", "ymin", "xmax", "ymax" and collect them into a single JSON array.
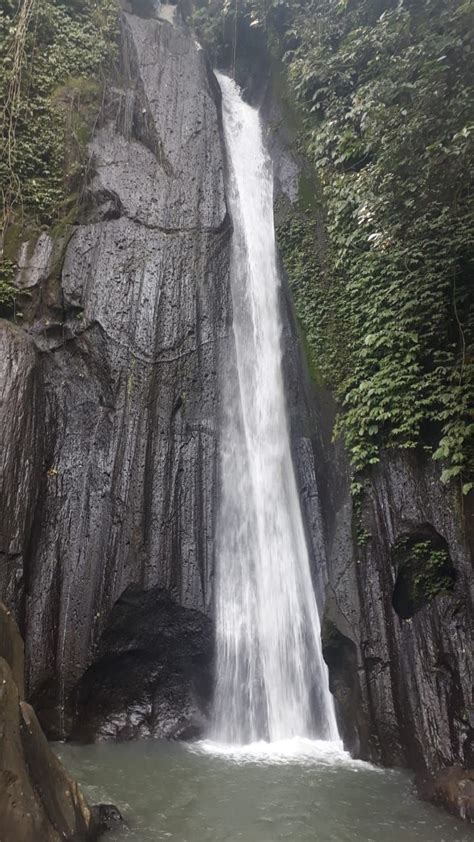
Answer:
[{"xmin": 0, "ymin": 0, "xmax": 472, "ymax": 832}]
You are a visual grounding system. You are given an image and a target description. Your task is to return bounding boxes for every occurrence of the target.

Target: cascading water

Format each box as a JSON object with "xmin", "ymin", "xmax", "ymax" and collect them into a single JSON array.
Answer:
[{"xmin": 213, "ymin": 73, "xmax": 339, "ymax": 746}]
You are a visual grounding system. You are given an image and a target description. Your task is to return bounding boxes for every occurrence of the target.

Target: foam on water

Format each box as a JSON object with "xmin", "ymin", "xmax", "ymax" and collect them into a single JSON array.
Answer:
[{"xmin": 189, "ymin": 738, "xmax": 379, "ymax": 771}]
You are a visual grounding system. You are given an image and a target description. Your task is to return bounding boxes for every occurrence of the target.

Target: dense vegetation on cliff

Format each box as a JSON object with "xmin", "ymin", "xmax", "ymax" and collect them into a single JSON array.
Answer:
[
  {"xmin": 194, "ymin": 0, "xmax": 474, "ymax": 494},
  {"xmin": 0, "ymin": 0, "xmax": 118, "ymax": 310}
]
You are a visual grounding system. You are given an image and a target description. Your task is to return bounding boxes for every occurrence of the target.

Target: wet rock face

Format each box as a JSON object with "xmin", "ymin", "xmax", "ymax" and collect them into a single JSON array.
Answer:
[
  {"xmin": 0, "ymin": 322, "xmax": 44, "ymax": 617},
  {"xmin": 1, "ymin": 11, "xmax": 230, "ymax": 735},
  {"xmin": 71, "ymin": 587, "xmax": 213, "ymax": 741},
  {"xmin": 321, "ymin": 450, "xmax": 473, "ymax": 776}
]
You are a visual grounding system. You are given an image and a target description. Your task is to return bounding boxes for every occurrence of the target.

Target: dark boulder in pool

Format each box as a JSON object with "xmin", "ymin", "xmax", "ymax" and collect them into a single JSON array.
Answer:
[
  {"xmin": 70, "ymin": 586, "xmax": 214, "ymax": 741},
  {"xmin": 91, "ymin": 803, "xmax": 125, "ymax": 835}
]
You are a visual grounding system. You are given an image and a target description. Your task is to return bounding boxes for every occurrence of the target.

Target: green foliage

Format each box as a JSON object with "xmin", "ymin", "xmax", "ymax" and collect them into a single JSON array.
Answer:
[
  {"xmin": 289, "ymin": 0, "xmax": 474, "ymax": 490},
  {"xmin": 0, "ymin": 258, "xmax": 17, "ymax": 315},
  {"xmin": 190, "ymin": 0, "xmax": 239, "ymax": 62},
  {"xmin": 391, "ymin": 536, "xmax": 456, "ymax": 618},
  {"xmin": 197, "ymin": 0, "xmax": 474, "ymax": 491},
  {"xmin": 409, "ymin": 545, "xmax": 454, "ymax": 601},
  {"xmin": 0, "ymin": 0, "xmax": 119, "ymax": 230}
]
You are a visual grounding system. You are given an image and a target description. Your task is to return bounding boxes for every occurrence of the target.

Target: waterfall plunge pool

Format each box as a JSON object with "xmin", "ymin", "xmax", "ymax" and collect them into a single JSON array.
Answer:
[{"xmin": 54, "ymin": 739, "xmax": 473, "ymax": 842}]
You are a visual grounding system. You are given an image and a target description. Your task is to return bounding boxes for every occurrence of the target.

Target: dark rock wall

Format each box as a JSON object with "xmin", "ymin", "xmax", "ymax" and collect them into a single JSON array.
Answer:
[
  {"xmin": 323, "ymin": 449, "xmax": 473, "ymax": 775},
  {"xmin": 1, "ymin": 12, "xmax": 230, "ymax": 734},
  {"xmin": 0, "ymin": 323, "xmax": 44, "ymax": 614}
]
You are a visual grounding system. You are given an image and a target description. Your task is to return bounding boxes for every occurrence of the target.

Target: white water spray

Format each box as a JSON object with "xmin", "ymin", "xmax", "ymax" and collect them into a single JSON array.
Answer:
[{"xmin": 213, "ymin": 73, "xmax": 338, "ymax": 746}]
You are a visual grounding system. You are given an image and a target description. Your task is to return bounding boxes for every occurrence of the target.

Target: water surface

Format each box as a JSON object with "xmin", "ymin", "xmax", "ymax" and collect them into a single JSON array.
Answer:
[{"xmin": 55, "ymin": 739, "xmax": 473, "ymax": 842}]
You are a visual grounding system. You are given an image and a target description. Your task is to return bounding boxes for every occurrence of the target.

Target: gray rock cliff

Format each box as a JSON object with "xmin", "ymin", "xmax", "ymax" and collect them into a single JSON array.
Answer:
[{"xmin": 1, "ymin": 11, "xmax": 230, "ymax": 737}]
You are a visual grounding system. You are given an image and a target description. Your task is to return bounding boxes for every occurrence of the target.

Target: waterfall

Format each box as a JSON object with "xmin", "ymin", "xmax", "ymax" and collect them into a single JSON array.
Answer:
[{"xmin": 213, "ymin": 73, "xmax": 338, "ymax": 745}]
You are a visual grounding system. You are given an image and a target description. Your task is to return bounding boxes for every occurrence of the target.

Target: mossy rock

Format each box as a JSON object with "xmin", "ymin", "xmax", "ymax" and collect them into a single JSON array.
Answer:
[{"xmin": 391, "ymin": 527, "xmax": 456, "ymax": 619}]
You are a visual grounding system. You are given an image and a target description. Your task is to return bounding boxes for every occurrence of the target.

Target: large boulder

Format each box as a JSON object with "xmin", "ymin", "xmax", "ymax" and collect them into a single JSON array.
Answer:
[{"xmin": 70, "ymin": 586, "xmax": 214, "ymax": 741}]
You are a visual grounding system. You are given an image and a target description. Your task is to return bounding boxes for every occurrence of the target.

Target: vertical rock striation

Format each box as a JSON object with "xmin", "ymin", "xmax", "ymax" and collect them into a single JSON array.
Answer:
[
  {"xmin": 1, "ymin": 10, "xmax": 230, "ymax": 736},
  {"xmin": 0, "ymin": 323, "xmax": 44, "ymax": 617},
  {"xmin": 322, "ymin": 450, "xmax": 472, "ymax": 775}
]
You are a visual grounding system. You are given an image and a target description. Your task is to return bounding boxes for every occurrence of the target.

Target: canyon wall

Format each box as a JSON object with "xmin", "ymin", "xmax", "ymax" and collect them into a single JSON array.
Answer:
[
  {"xmin": 0, "ymin": 5, "xmax": 471, "ymax": 812},
  {"xmin": 1, "ymin": 9, "xmax": 230, "ymax": 738}
]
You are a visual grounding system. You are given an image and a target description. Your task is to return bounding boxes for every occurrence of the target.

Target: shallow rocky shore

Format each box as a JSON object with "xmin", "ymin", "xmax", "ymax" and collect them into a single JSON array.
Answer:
[{"xmin": 0, "ymin": 602, "xmax": 115, "ymax": 841}]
